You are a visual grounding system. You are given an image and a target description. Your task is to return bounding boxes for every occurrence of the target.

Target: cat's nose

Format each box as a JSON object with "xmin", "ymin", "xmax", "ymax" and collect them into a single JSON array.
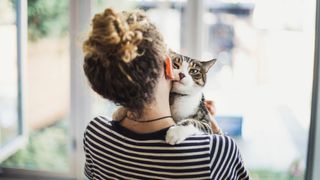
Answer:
[{"xmin": 179, "ymin": 72, "xmax": 186, "ymax": 80}]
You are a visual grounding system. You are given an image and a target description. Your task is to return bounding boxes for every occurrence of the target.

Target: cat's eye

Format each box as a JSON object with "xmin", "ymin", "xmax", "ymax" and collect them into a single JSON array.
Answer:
[
  {"xmin": 173, "ymin": 57, "xmax": 181, "ymax": 63},
  {"xmin": 190, "ymin": 69, "xmax": 199, "ymax": 74}
]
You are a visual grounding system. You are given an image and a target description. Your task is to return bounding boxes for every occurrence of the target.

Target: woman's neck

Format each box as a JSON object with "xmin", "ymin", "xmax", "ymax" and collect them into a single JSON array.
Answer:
[
  {"xmin": 120, "ymin": 73, "xmax": 175, "ymax": 134},
  {"xmin": 120, "ymin": 95, "xmax": 175, "ymax": 134},
  {"xmin": 120, "ymin": 117, "xmax": 174, "ymax": 134}
]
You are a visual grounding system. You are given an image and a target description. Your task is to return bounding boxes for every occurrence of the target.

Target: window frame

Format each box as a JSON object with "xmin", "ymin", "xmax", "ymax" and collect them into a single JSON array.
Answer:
[
  {"xmin": 69, "ymin": 0, "xmax": 94, "ymax": 179},
  {"xmin": 1, "ymin": 0, "xmax": 93, "ymax": 178},
  {"xmin": 0, "ymin": 0, "xmax": 27, "ymax": 163},
  {"xmin": 306, "ymin": 0, "xmax": 320, "ymax": 179}
]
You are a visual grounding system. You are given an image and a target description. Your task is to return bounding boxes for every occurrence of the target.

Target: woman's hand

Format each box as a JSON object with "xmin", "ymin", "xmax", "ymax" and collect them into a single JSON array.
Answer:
[{"xmin": 204, "ymin": 100, "xmax": 223, "ymax": 135}]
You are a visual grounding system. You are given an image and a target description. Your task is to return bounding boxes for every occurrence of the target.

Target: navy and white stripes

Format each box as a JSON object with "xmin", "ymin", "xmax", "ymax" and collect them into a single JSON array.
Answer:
[{"xmin": 83, "ymin": 116, "xmax": 249, "ymax": 180}]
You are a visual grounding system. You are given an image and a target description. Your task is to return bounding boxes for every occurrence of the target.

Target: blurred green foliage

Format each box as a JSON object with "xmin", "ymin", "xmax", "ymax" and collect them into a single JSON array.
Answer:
[
  {"xmin": 2, "ymin": 120, "xmax": 69, "ymax": 172},
  {"xmin": 28, "ymin": 0, "xmax": 69, "ymax": 41},
  {"xmin": 250, "ymin": 169, "xmax": 304, "ymax": 180}
]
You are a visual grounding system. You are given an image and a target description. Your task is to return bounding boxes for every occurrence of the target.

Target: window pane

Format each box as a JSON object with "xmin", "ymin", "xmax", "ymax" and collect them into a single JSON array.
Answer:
[
  {"xmin": 201, "ymin": 0, "xmax": 316, "ymax": 179},
  {"xmin": 1, "ymin": 0, "xmax": 71, "ymax": 173},
  {"xmin": 0, "ymin": 0, "xmax": 18, "ymax": 149}
]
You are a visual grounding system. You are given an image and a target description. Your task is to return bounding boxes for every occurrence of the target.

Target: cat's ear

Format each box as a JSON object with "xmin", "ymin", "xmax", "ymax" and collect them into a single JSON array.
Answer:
[{"xmin": 202, "ymin": 59, "xmax": 217, "ymax": 73}]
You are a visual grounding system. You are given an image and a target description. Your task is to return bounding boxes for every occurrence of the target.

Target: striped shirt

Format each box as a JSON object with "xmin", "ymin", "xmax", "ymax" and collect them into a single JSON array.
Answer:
[{"xmin": 83, "ymin": 116, "xmax": 250, "ymax": 180}]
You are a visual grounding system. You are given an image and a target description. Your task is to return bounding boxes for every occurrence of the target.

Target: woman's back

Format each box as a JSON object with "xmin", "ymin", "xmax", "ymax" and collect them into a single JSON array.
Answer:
[{"xmin": 84, "ymin": 116, "xmax": 249, "ymax": 180}]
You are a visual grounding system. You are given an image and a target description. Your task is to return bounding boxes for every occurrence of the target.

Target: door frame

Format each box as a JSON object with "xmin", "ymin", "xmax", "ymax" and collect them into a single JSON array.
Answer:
[{"xmin": 306, "ymin": 0, "xmax": 320, "ymax": 179}]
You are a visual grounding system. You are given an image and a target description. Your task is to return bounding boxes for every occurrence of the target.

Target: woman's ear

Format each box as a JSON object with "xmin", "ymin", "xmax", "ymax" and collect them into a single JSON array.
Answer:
[{"xmin": 165, "ymin": 56, "xmax": 174, "ymax": 80}]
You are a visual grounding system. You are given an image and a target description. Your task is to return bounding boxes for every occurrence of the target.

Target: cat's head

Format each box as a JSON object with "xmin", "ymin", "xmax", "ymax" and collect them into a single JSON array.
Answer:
[{"xmin": 169, "ymin": 50, "xmax": 216, "ymax": 95}]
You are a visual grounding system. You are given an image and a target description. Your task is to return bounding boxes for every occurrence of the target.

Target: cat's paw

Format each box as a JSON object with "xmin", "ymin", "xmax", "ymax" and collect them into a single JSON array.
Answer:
[
  {"xmin": 165, "ymin": 125, "xmax": 199, "ymax": 145},
  {"xmin": 112, "ymin": 107, "xmax": 127, "ymax": 121}
]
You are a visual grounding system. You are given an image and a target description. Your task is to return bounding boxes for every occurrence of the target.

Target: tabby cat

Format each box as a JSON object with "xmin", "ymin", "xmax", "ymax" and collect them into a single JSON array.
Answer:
[
  {"xmin": 112, "ymin": 50, "xmax": 217, "ymax": 145},
  {"xmin": 165, "ymin": 50, "xmax": 216, "ymax": 144}
]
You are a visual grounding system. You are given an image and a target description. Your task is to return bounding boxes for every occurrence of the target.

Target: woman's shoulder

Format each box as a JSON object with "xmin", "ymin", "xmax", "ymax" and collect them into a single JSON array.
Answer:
[
  {"xmin": 183, "ymin": 134, "xmax": 239, "ymax": 153},
  {"xmin": 208, "ymin": 134, "xmax": 240, "ymax": 158},
  {"xmin": 208, "ymin": 134, "xmax": 250, "ymax": 179},
  {"xmin": 187, "ymin": 134, "xmax": 238, "ymax": 151},
  {"xmin": 87, "ymin": 115, "xmax": 113, "ymax": 126},
  {"xmin": 209, "ymin": 134, "xmax": 238, "ymax": 149},
  {"xmin": 84, "ymin": 116, "xmax": 115, "ymax": 136}
]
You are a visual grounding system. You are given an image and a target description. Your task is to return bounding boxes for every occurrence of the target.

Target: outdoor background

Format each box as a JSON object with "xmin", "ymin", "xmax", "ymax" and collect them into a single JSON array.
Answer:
[{"xmin": 0, "ymin": 0, "xmax": 316, "ymax": 179}]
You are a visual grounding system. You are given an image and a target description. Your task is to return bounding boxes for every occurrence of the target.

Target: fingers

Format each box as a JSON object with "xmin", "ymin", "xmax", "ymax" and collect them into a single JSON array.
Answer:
[
  {"xmin": 205, "ymin": 100, "xmax": 222, "ymax": 134},
  {"xmin": 204, "ymin": 100, "xmax": 216, "ymax": 116},
  {"xmin": 210, "ymin": 117, "xmax": 220, "ymax": 133}
]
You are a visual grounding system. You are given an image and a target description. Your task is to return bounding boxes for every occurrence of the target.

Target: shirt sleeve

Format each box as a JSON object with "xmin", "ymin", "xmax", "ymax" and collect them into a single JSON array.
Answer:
[
  {"xmin": 83, "ymin": 130, "xmax": 94, "ymax": 179},
  {"xmin": 209, "ymin": 135, "xmax": 250, "ymax": 180}
]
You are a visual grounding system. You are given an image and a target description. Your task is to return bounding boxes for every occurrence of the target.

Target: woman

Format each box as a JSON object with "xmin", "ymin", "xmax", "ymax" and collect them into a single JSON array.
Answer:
[{"xmin": 82, "ymin": 8, "xmax": 249, "ymax": 180}]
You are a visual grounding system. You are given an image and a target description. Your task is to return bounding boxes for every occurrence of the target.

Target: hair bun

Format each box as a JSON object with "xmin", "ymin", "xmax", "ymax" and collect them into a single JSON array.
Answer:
[
  {"xmin": 120, "ymin": 29, "xmax": 143, "ymax": 63},
  {"xmin": 84, "ymin": 8, "xmax": 144, "ymax": 64}
]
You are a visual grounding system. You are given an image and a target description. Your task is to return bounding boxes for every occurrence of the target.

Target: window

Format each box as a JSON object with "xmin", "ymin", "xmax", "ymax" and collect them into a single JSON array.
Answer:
[
  {"xmin": 1, "ymin": 0, "xmax": 72, "ymax": 174},
  {"xmin": 200, "ymin": 0, "xmax": 315, "ymax": 179},
  {"xmin": 0, "ymin": 0, "xmax": 25, "ymax": 163}
]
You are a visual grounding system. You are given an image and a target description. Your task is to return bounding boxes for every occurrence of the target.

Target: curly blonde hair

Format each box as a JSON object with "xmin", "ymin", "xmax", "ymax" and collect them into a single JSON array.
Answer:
[{"xmin": 83, "ymin": 8, "xmax": 166, "ymax": 115}]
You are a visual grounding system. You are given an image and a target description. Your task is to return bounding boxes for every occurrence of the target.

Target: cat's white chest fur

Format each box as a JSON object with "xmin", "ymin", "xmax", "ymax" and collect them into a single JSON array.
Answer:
[{"xmin": 170, "ymin": 93, "xmax": 202, "ymax": 122}]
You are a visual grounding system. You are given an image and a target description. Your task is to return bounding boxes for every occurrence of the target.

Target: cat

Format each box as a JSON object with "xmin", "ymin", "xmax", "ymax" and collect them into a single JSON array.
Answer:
[
  {"xmin": 165, "ymin": 50, "xmax": 216, "ymax": 144},
  {"xmin": 112, "ymin": 50, "xmax": 217, "ymax": 145}
]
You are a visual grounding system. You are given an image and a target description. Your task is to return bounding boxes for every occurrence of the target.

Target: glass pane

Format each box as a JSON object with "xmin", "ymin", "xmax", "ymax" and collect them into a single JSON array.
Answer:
[
  {"xmin": 0, "ymin": 0, "xmax": 18, "ymax": 149},
  {"xmin": 200, "ymin": 0, "xmax": 316, "ymax": 179},
  {"xmin": 1, "ymin": 0, "xmax": 71, "ymax": 173}
]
